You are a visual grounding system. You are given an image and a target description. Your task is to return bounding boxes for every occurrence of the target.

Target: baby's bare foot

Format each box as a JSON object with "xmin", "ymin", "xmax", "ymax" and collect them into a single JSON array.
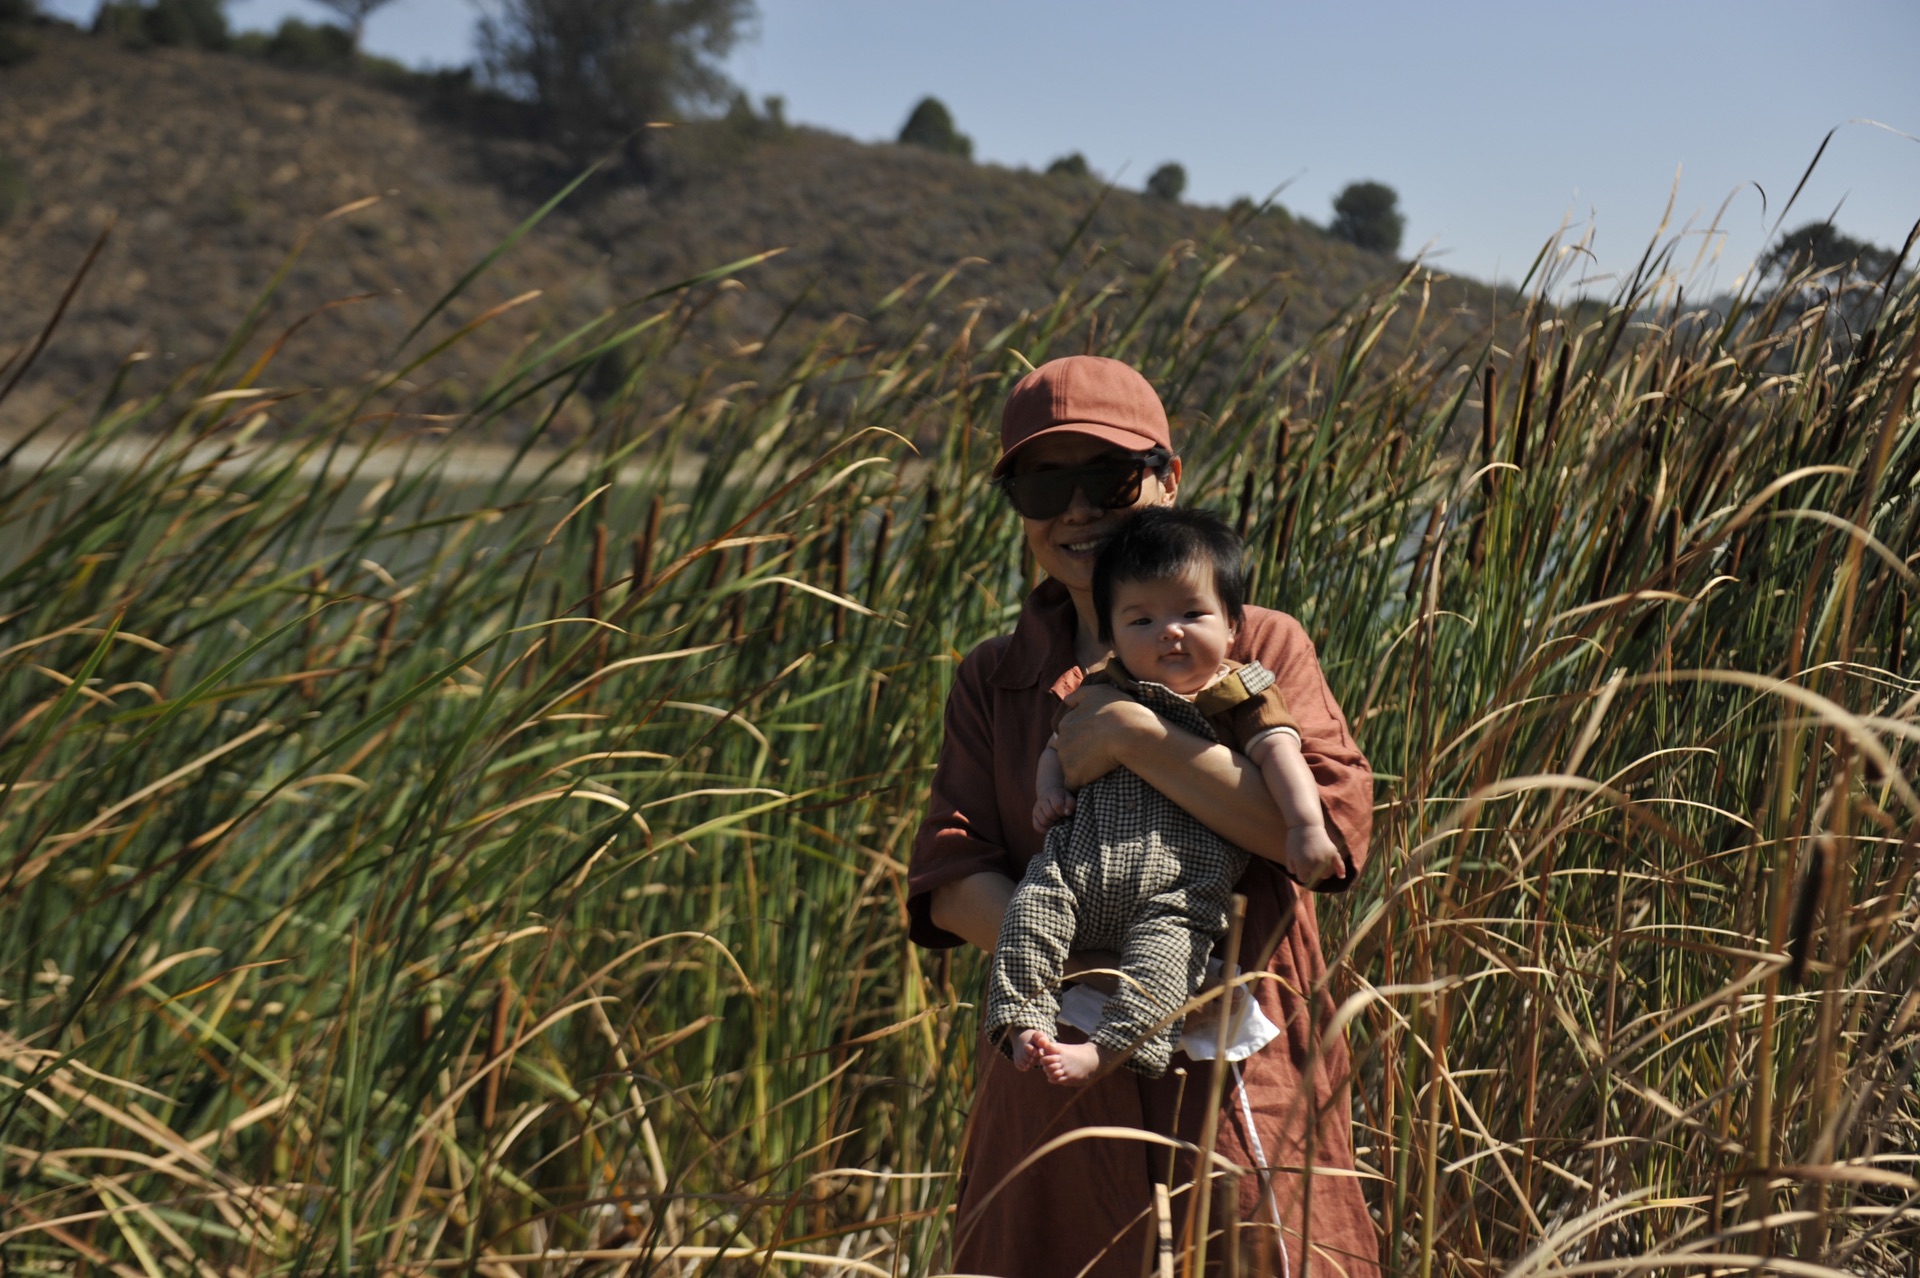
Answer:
[
  {"xmin": 1039, "ymin": 1039, "xmax": 1108, "ymax": 1085},
  {"xmin": 1012, "ymin": 1028, "xmax": 1052, "ymax": 1071}
]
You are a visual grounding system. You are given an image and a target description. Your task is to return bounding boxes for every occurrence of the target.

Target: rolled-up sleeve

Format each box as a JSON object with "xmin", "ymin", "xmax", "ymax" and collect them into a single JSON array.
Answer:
[
  {"xmin": 907, "ymin": 640, "xmax": 1017, "ymax": 948},
  {"xmin": 1252, "ymin": 614, "xmax": 1373, "ymax": 893}
]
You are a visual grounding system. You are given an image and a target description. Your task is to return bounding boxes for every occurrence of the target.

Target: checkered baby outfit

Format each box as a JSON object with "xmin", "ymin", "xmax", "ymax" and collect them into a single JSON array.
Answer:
[{"xmin": 985, "ymin": 664, "xmax": 1284, "ymax": 1078}]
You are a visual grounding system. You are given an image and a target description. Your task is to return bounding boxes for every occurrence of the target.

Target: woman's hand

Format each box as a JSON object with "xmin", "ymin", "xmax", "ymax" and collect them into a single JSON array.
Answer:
[{"xmin": 1052, "ymin": 683, "xmax": 1163, "ymax": 788}]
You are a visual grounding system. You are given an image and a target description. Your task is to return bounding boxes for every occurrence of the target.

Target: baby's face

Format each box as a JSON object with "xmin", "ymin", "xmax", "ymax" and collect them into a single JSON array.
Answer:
[{"xmin": 1107, "ymin": 561, "xmax": 1234, "ymax": 695}]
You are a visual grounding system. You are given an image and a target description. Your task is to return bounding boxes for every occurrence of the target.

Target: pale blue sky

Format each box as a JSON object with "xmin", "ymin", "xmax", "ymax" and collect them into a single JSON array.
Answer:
[{"xmin": 46, "ymin": 0, "xmax": 1920, "ymax": 291}]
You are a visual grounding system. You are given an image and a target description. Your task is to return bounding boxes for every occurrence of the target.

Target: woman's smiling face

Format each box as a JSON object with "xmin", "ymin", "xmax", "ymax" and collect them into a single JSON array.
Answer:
[{"xmin": 1014, "ymin": 435, "xmax": 1180, "ymax": 598}]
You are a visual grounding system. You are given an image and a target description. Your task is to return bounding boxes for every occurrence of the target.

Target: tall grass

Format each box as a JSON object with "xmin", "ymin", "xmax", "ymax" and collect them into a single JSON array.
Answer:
[{"xmin": 1, "ymin": 191, "xmax": 1915, "ymax": 1276}]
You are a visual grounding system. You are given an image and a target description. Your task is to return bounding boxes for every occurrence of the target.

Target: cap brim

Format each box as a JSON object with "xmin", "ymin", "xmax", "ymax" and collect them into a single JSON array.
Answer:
[{"xmin": 991, "ymin": 422, "xmax": 1167, "ymax": 477}]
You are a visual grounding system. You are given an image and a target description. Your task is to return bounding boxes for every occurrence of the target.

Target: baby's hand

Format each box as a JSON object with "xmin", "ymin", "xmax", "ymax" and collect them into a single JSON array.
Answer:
[
  {"xmin": 1282, "ymin": 825, "xmax": 1343, "ymax": 887},
  {"xmin": 1032, "ymin": 786, "xmax": 1076, "ymax": 833}
]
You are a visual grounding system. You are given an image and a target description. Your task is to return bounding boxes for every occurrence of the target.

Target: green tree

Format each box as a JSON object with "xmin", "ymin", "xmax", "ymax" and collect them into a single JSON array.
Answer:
[
  {"xmin": 1763, "ymin": 221, "xmax": 1896, "ymax": 283},
  {"xmin": 897, "ymin": 97, "xmax": 971, "ymax": 159},
  {"xmin": 1330, "ymin": 180, "xmax": 1403, "ymax": 255},
  {"xmin": 478, "ymin": 0, "xmax": 754, "ymax": 171},
  {"xmin": 1145, "ymin": 161, "xmax": 1186, "ymax": 202},
  {"xmin": 93, "ymin": 0, "xmax": 228, "ymax": 48},
  {"xmin": 258, "ymin": 16, "xmax": 354, "ymax": 68},
  {"xmin": 308, "ymin": 0, "xmax": 393, "ymax": 49},
  {"xmin": 1046, "ymin": 152, "xmax": 1090, "ymax": 179}
]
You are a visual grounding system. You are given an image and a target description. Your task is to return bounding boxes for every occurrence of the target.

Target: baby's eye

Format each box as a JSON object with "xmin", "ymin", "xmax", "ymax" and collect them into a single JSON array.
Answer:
[{"xmin": 1185, "ymin": 610, "xmax": 1211, "ymax": 620}]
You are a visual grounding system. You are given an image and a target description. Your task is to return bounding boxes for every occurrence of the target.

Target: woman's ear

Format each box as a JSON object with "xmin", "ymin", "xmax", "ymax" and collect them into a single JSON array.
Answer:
[{"xmin": 1158, "ymin": 455, "xmax": 1183, "ymax": 505}]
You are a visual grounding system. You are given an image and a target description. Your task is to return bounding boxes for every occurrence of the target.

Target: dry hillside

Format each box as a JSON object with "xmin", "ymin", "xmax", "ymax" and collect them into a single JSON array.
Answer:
[{"xmin": 1, "ymin": 27, "xmax": 1501, "ymax": 433}]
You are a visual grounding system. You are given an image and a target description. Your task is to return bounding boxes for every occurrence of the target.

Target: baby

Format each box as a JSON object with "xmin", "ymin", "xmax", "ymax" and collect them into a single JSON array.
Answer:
[{"xmin": 983, "ymin": 507, "xmax": 1342, "ymax": 1084}]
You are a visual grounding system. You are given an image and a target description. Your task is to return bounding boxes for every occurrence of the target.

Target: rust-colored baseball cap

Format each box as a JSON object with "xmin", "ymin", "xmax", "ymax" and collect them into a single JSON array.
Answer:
[{"xmin": 993, "ymin": 356, "xmax": 1173, "ymax": 477}]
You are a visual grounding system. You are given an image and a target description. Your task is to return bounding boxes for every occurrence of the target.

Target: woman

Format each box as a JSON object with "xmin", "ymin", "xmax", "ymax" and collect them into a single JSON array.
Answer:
[{"xmin": 907, "ymin": 355, "xmax": 1379, "ymax": 1277}]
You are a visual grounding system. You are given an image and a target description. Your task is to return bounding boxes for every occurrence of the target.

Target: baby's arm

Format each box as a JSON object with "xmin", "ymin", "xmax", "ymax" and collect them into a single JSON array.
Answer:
[
  {"xmin": 1032, "ymin": 735, "xmax": 1077, "ymax": 833},
  {"xmin": 1245, "ymin": 730, "xmax": 1343, "ymax": 886}
]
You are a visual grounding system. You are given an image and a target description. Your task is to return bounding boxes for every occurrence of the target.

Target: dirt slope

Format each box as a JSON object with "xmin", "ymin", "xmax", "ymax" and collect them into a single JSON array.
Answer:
[{"xmin": 0, "ymin": 29, "xmax": 1489, "ymax": 431}]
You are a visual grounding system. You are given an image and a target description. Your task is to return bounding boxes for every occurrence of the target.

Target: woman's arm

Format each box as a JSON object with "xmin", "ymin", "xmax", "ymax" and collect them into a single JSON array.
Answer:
[
  {"xmin": 931, "ymin": 872, "xmax": 1120, "ymax": 991},
  {"xmin": 1054, "ymin": 614, "xmax": 1374, "ymax": 889},
  {"xmin": 1052, "ymin": 683, "xmax": 1293, "ymax": 863},
  {"xmin": 929, "ymin": 871, "xmax": 1016, "ymax": 952}
]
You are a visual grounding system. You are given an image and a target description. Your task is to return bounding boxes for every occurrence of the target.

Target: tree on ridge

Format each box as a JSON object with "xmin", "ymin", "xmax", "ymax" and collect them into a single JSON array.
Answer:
[
  {"xmin": 478, "ymin": 0, "xmax": 755, "ymax": 172},
  {"xmin": 1145, "ymin": 162, "xmax": 1186, "ymax": 202},
  {"xmin": 1330, "ymin": 180, "xmax": 1404, "ymax": 255},
  {"xmin": 898, "ymin": 97, "xmax": 972, "ymax": 159},
  {"xmin": 308, "ymin": 0, "xmax": 395, "ymax": 49}
]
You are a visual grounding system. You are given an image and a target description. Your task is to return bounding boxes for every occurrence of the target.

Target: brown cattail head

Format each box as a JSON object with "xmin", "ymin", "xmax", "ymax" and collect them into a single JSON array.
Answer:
[
  {"xmin": 1540, "ymin": 341, "xmax": 1572, "ymax": 459},
  {"xmin": 372, "ymin": 596, "xmax": 402, "ymax": 677},
  {"xmin": 587, "ymin": 522, "xmax": 607, "ymax": 621},
  {"xmin": 1514, "ymin": 349, "xmax": 1538, "ymax": 470},
  {"xmin": 868, "ymin": 508, "xmax": 894, "ymax": 598},
  {"xmin": 1481, "ymin": 364, "xmax": 1498, "ymax": 469},
  {"xmin": 482, "ymin": 978, "xmax": 511, "ymax": 1130},
  {"xmin": 303, "ymin": 568, "xmax": 327, "ymax": 702},
  {"xmin": 1275, "ymin": 492, "xmax": 1300, "ymax": 586},
  {"xmin": 1270, "ymin": 418, "xmax": 1292, "ymax": 508},
  {"xmin": 633, "ymin": 493, "xmax": 661, "ymax": 595},
  {"xmin": 1589, "ymin": 501, "xmax": 1626, "ymax": 603},
  {"xmin": 1408, "ymin": 503, "xmax": 1443, "ymax": 603},
  {"xmin": 1893, "ymin": 591, "xmax": 1908, "ymax": 682},
  {"xmin": 1787, "ymin": 834, "xmax": 1835, "ymax": 987},
  {"xmin": 1235, "ymin": 471, "xmax": 1256, "ymax": 539}
]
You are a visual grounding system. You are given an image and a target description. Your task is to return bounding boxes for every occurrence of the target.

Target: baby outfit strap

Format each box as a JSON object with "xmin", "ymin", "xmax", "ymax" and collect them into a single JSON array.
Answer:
[{"xmin": 1197, "ymin": 661, "xmax": 1300, "ymax": 753}]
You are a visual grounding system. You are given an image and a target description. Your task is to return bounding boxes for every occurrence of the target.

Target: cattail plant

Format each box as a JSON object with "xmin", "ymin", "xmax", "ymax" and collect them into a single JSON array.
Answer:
[{"xmin": 0, "ymin": 187, "xmax": 1914, "ymax": 1278}]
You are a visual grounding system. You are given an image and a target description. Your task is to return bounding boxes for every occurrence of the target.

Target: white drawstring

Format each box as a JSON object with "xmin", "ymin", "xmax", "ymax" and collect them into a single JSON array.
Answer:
[{"xmin": 1231, "ymin": 1061, "xmax": 1291, "ymax": 1278}]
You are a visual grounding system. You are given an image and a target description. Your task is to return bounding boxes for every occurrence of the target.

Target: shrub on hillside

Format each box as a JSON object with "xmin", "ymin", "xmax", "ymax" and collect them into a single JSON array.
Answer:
[
  {"xmin": 897, "ymin": 97, "xmax": 971, "ymax": 159},
  {"xmin": 1145, "ymin": 161, "xmax": 1186, "ymax": 202},
  {"xmin": 1330, "ymin": 180, "xmax": 1403, "ymax": 255},
  {"xmin": 234, "ymin": 17, "xmax": 355, "ymax": 69},
  {"xmin": 94, "ymin": 0, "xmax": 229, "ymax": 49},
  {"xmin": 1047, "ymin": 152, "xmax": 1090, "ymax": 179},
  {"xmin": 0, "ymin": 0, "xmax": 35, "ymax": 62},
  {"xmin": 723, "ymin": 89, "xmax": 788, "ymax": 141}
]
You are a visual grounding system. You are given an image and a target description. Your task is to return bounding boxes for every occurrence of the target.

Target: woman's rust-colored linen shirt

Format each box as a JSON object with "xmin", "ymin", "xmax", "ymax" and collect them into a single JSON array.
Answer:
[{"xmin": 909, "ymin": 579, "xmax": 1380, "ymax": 1277}]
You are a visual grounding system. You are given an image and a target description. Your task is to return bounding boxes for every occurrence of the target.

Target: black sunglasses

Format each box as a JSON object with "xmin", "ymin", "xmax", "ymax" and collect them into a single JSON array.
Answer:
[{"xmin": 995, "ymin": 448, "xmax": 1173, "ymax": 520}]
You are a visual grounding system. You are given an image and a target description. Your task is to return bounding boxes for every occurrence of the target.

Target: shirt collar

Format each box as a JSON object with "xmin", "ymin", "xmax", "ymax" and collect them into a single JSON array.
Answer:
[{"xmin": 989, "ymin": 578, "xmax": 1083, "ymax": 695}]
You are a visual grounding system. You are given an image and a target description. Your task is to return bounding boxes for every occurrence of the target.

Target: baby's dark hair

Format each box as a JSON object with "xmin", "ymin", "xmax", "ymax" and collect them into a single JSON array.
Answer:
[{"xmin": 1092, "ymin": 507, "xmax": 1248, "ymax": 643}]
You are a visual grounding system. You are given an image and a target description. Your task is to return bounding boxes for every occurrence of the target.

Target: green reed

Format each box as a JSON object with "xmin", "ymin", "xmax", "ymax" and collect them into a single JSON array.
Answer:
[{"xmin": 0, "ymin": 190, "xmax": 1915, "ymax": 1277}]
